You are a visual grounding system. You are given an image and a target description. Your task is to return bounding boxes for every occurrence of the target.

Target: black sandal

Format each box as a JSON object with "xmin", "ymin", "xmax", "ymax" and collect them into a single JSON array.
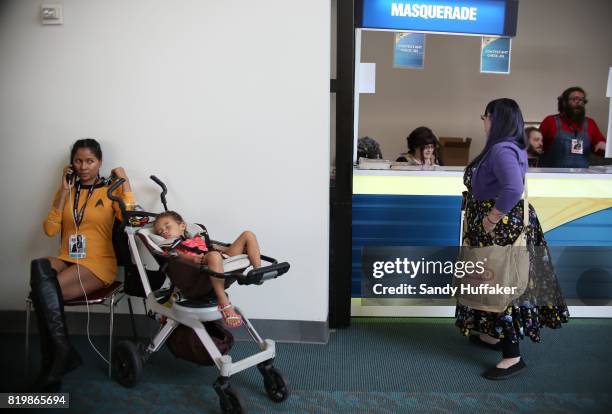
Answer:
[
  {"xmin": 469, "ymin": 334, "xmax": 502, "ymax": 351},
  {"xmin": 482, "ymin": 359, "xmax": 527, "ymax": 380}
]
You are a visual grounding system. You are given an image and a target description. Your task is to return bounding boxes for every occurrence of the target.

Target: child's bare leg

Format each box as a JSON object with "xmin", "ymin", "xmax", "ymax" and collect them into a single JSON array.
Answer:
[
  {"xmin": 201, "ymin": 252, "xmax": 242, "ymax": 327},
  {"xmin": 202, "ymin": 252, "xmax": 229, "ymax": 304},
  {"xmin": 224, "ymin": 230, "xmax": 261, "ymax": 268}
]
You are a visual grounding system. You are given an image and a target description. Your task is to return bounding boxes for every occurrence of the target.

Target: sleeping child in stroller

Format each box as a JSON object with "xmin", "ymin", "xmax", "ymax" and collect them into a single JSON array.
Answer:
[{"xmin": 153, "ymin": 210, "xmax": 261, "ymax": 328}]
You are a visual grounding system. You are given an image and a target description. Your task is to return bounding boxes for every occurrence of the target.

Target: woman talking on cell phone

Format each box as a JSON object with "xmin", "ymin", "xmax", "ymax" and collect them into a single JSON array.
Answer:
[{"xmin": 29, "ymin": 138, "xmax": 134, "ymax": 391}]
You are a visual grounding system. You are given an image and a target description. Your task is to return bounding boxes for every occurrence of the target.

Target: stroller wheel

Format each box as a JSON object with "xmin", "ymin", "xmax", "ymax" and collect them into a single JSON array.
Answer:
[
  {"xmin": 219, "ymin": 387, "xmax": 245, "ymax": 414},
  {"xmin": 262, "ymin": 367, "xmax": 289, "ymax": 403},
  {"xmin": 112, "ymin": 340, "xmax": 143, "ymax": 388}
]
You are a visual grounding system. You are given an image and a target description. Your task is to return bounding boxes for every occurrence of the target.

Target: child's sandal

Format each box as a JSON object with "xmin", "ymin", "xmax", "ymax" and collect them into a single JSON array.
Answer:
[{"xmin": 218, "ymin": 302, "xmax": 243, "ymax": 328}]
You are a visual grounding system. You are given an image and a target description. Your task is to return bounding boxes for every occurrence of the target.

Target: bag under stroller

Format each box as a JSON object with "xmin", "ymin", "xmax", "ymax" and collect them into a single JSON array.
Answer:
[{"xmin": 167, "ymin": 321, "xmax": 234, "ymax": 366}]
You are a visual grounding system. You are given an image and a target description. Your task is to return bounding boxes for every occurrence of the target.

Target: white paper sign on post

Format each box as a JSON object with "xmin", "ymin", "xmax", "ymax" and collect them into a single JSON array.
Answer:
[{"xmin": 359, "ymin": 63, "xmax": 376, "ymax": 94}]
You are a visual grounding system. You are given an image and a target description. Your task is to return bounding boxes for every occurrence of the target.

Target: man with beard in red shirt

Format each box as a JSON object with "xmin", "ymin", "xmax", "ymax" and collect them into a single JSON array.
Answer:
[{"xmin": 539, "ymin": 86, "xmax": 606, "ymax": 168}]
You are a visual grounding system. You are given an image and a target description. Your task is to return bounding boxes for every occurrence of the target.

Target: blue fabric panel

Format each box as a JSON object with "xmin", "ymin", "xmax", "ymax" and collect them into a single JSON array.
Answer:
[
  {"xmin": 351, "ymin": 197, "xmax": 612, "ymax": 299},
  {"xmin": 352, "ymin": 195, "xmax": 462, "ymax": 296}
]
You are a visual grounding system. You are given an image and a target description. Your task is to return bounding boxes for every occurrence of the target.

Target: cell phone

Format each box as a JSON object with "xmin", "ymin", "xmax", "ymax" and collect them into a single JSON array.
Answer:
[{"xmin": 66, "ymin": 166, "xmax": 75, "ymax": 184}]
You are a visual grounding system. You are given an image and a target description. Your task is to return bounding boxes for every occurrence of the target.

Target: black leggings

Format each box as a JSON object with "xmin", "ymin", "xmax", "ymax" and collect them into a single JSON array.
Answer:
[{"xmin": 501, "ymin": 337, "xmax": 520, "ymax": 358}]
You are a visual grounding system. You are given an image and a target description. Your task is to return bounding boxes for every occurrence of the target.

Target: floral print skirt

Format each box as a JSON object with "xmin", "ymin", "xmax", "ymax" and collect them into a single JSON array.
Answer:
[{"xmin": 455, "ymin": 192, "xmax": 570, "ymax": 344}]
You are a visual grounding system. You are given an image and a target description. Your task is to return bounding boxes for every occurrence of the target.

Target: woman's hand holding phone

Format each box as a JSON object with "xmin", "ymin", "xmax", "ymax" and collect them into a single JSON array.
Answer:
[{"xmin": 62, "ymin": 164, "xmax": 75, "ymax": 191}]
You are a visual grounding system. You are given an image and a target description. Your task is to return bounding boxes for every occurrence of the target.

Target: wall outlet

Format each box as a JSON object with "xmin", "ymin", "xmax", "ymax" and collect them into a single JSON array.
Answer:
[{"xmin": 41, "ymin": 4, "xmax": 63, "ymax": 25}]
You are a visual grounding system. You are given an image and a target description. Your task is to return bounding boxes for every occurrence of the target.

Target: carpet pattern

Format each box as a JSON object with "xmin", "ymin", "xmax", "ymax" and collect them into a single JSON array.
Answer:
[{"xmin": 2, "ymin": 318, "xmax": 611, "ymax": 413}]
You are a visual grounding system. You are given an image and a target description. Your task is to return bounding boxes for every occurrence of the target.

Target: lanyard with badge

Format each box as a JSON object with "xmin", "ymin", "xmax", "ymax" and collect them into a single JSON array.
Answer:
[
  {"xmin": 570, "ymin": 127, "xmax": 584, "ymax": 155},
  {"xmin": 69, "ymin": 178, "xmax": 97, "ymax": 259}
]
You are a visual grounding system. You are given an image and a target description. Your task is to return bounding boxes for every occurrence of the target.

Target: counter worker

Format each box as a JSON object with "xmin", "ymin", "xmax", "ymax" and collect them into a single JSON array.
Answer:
[
  {"xmin": 539, "ymin": 86, "xmax": 606, "ymax": 168},
  {"xmin": 525, "ymin": 127, "xmax": 544, "ymax": 167}
]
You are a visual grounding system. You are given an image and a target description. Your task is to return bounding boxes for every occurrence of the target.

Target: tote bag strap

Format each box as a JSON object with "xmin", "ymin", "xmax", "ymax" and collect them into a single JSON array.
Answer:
[
  {"xmin": 522, "ymin": 178, "xmax": 529, "ymax": 228},
  {"xmin": 508, "ymin": 178, "xmax": 530, "ymax": 248}
]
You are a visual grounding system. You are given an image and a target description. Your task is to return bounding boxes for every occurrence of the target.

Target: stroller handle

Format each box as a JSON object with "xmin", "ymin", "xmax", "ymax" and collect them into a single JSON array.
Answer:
[
  {"xmin": 107, "ymin": 178, "xmax": 130, "ymax": 229},
  {"xmin": 107, "ymin": 177, "xmax": 127, "ymax": 215},
  {"xmin": 150, "ymin": 175, "xmax": 168, "ymax": 211},
  {"xmin": 107, "ymin": 178, "xmax": 158, "ymax": 230}
]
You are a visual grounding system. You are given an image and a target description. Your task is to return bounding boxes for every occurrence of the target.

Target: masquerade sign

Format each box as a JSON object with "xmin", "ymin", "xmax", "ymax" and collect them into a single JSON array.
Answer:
[{"xmin": 358, "ymin": 0, "xmax": 519, "ymax": 37}]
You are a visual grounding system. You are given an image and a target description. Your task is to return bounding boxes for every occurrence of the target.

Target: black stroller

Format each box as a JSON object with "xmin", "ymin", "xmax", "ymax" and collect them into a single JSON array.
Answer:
[{"xmin": 108, "ymin": 176, "xmax": 291, "ymax": 414}]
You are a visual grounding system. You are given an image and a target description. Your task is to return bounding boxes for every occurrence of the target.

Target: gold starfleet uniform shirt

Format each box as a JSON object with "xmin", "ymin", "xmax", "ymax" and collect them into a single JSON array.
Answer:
[{"xmin": 43, "ymin": 181, "xmax": 134, "ymax": 285}]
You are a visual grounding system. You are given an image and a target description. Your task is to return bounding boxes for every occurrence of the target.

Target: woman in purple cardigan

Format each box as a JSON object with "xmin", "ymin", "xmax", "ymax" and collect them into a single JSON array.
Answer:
[{"xmin": 455, "ymin": 98, "xmax": 569, "ymax": 380}]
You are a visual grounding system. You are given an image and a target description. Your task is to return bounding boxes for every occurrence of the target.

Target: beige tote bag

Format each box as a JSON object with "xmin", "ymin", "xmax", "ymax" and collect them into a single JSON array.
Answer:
[{"xmin": 455, "ymin": 182, "xmax": 530, "ymax": 312}]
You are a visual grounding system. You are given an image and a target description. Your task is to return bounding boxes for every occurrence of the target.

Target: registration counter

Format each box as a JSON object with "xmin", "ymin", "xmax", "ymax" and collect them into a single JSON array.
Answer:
[{"xmin": 351, "ymin": 165, "xmax": 612, "ymax": 317}]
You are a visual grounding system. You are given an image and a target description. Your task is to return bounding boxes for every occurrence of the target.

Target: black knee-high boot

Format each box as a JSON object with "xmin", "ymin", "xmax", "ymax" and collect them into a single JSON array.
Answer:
[
  {"xmin": 30, "ymin": 290, "xmax": 54, "ymax": 374},
  {"xmin": 30, "ymin": 259, "xmax": 82, "ymax": 391}
]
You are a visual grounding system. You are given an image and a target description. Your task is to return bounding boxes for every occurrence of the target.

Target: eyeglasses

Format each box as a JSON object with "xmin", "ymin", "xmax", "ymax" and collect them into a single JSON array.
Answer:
[
  {"xmin": 568, "ymin": 96, "xmax": 587, "ymax": 103},
  {"xmin": 480, "ymin": 114, "xmax": 489, "ymax": 121}
]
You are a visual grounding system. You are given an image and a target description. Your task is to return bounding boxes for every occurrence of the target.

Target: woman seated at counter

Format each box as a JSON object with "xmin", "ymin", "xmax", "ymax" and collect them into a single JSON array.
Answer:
[{"xmin": 396, "ymin": 126, "xmax": 442, "ymax": 166}]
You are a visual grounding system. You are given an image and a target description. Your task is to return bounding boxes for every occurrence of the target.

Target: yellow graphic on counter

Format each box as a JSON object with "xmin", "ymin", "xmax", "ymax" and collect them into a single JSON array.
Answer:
[
  {"xmin": 353, "ymin": 174, "xmax": 612, "ymax": 232},
  {"xmin": 353, "ymin": 175, "xmax": 612, "ymax": 198},
  {"xmin": 529, "ymin": 198, "xmax": 612, "ymax": 233}
]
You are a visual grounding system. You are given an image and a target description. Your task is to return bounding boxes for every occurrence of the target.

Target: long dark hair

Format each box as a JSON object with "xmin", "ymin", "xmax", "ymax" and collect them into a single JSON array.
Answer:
[{"xmin": 467, "ymin": 98, "xmax": 526, "ymax": 170}]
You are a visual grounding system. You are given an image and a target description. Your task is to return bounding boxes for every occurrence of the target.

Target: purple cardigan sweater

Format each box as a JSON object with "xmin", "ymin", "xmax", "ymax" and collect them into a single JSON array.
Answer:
[{"xmin": 471, "ymin": 141, "xmax": 528, "ymax": 213}]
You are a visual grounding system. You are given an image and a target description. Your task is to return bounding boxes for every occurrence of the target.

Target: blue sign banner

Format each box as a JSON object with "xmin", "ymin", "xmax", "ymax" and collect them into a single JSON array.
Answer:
[
  {"xmin": 393, "ymin": 32, "xmax": 425, "ymax": 69},
  {"xmin": 480, "ymin": 36, "xmax": 511, "ymax": 74},
  {"xmin": 358, "ymin": 0, "xmax": 518, "ymax": 37}
]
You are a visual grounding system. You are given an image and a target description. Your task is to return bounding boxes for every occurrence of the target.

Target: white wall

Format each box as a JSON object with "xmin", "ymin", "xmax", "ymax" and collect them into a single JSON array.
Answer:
[
  {"xmin": 0, "ymin": 0, "xmax": 330, "ymax": 322},
  {"xmin": 357, "ymin": 0, "xmax": 612, "ymax": 162}
]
